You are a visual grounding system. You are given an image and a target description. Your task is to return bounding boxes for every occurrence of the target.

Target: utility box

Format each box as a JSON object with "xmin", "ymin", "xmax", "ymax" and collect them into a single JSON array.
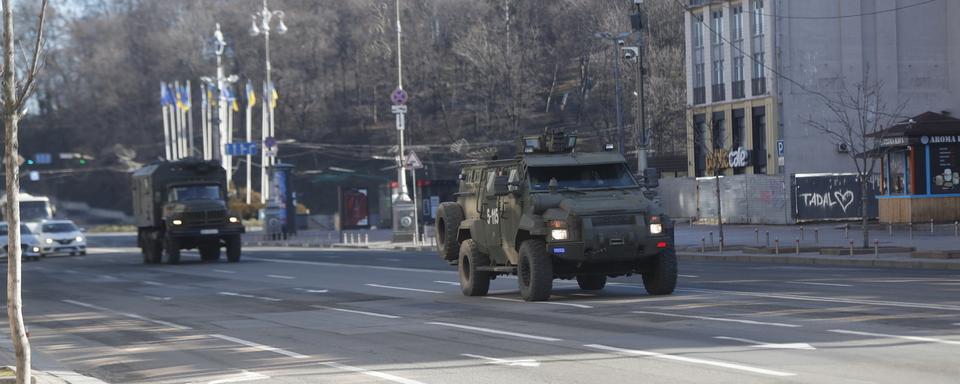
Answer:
[{"xmin": 392, "ymin": 199, "xmax": 416, "ymax": 242}]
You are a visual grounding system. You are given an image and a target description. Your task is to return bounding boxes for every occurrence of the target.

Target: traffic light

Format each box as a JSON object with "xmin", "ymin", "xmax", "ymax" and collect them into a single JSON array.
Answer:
[{"xmin": 26, "ymin": 159, "xmax": 35, "ymax": 165}]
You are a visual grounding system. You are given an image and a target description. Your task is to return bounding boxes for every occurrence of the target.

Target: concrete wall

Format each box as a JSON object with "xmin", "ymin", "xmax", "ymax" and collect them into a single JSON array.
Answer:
[{"xmin": 660, "ymin": 175, "xmax": 790, "ymax": 224}]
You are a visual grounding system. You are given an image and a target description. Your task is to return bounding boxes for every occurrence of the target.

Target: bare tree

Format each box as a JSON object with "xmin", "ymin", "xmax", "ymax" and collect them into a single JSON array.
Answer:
[
  {"xmin": 3, "ymin": 0, "xmax": 49, "ymax": 383},
  {"xmin": 808, "ymin": 72, "xmax": 905, "ymax": 249}
]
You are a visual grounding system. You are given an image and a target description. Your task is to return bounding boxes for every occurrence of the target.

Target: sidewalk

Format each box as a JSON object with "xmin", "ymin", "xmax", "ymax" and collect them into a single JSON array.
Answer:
[
  {"xmin": 0, "ymin": 339, "xmax": 108, "ymax": 384},
  {"xmin": 676, "ymin": 249, "xmax": 960, "ymax": 270}
]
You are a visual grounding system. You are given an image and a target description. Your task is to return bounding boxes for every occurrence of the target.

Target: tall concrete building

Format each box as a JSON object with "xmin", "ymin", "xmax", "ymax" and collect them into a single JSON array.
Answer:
[{"xmin": 683, "ymin": 0, "xmax": 960, "ymax": 178}]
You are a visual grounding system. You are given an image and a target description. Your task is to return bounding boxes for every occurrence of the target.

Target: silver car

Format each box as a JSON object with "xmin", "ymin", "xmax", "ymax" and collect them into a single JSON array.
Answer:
[
  {"xmin": 0, "ymin": 223, "xmax": 43, "ymax": 260},
  {"xmin": 34, "ymin": 220, "xmax": 87, "ymax": 257}
]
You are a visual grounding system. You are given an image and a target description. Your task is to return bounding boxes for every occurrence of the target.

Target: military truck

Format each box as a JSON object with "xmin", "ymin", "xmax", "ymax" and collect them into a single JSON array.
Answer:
[
  {"xmin": 132, "ymin": 159, "xmax": 244, "ymax": 264},
  {"xmin": 435, "ymin": 130, "xmax": 676, "ymax": 301}
]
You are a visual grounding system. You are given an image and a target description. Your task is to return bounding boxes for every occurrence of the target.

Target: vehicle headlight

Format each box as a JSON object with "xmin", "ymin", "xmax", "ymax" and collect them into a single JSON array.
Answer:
[
  {"xmin": 172, "ymin": 219, "xmax": 183, "ymax": 226},
  {"xmin": 32, "ymin": 246, "xmax": 40, "ymax": 253},
  {"xmin": 649, "ymin": 223, "xmax": 663, "ymax": 235},
  {"xmin": 45, "ymin": 238, "xmax": 53, "ymax": 244},
  {"xmin": 550, "ymin": 229, "xmax": 569, "ymax": 241},
  {"xmin": 76, "ymin": 236, "xmax": 84, "ymax": 242},
  {"xmin": 228, "ymin": 216, "xmax": 240, "ymax": 223}
]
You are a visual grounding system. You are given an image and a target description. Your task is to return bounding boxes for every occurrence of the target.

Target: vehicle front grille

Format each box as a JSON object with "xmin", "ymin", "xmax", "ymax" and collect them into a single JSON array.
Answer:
[
  {"xmin": 56, "ymin": 239, "xmax": 73, "ymax": 245},
  {"xmin": 590, "ymin": 215, "xmax": 635, "ymax": 227},
  {"xmin": 180, "ymin": 210, "xmax": 228, "ymax": 226}
]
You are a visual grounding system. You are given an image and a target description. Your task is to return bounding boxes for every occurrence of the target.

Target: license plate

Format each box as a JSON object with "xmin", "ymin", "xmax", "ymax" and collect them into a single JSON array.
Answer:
[{"xmin": 200, "ymin": 229, "xmax": 219, "ymax": 235}]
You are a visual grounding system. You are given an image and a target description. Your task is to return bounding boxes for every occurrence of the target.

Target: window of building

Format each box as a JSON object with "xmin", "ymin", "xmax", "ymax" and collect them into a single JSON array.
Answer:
[
  {"xmin": 732, "ymin": 110, "xmax": 746, "ymax": 174},
  {"xmin": 885, "ymin": 150, "xmax": 908, "ymax": 195},
  {"xmin": 751, "ymin": 107, "xmax": 767, "ymax": 174},
  {"xmin": 692, "ymin": 14, "xmax": 706, "ymax": 104},
  {"xmin": 711, "ymin": 10, "xmax": 725, "ymax": 102},
  {"xmin": 731, "ymin": 4, "xmax": 745, "ymax": 99},
  {"xmin": 750, "ymin": 0, "xmax": 766, "ymax": 95},
  {"xmin": 712, "ymin": 112, "xmax": 725, "ymax": 150},
  {"xmin": 694, "ymin": 115, "xmax": 707, "ymax": 177}
]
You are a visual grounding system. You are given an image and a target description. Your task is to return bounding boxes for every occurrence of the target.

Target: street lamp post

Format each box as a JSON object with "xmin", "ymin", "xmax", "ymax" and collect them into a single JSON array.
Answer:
[
  {"xmin": 251, "ymin": 0, "xmax": 288, "ymax": 204},
  {"xmin": 203, "ymin": 26, "xmax": 239, "ymax": 189},
  {"xmin": 596, "ymin": 31, "xmax": 632, "ymax": 154}
]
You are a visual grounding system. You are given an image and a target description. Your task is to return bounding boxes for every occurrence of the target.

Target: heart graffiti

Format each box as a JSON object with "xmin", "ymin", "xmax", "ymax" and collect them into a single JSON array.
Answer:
[{"xmin": 834, "ymin": 190, "xmax": 855, "ymax": 213}]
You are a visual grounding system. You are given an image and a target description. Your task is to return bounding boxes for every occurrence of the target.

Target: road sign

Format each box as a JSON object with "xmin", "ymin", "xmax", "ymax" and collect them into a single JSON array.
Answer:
[
  {"xmin": 406, "ymin": 151, "xmax": 424, "ymax": 169},
  {"xmin": 395, "ymin": 111, "xmax": 406, "ymax": 131},
  {"xmin": 225, "ymin": 142, "xmax": 259, "ymax": 156},
  {"xmin": 28, "ymin": 171, "xmax": 39, "ymax": 181},
  {"xmin": 777, "ymin": 140, "xmax": 784, "ymax": 156},
  {"xmin": 264, "ymin": 136, "xmax": 277, "ymax": 149},
  {"xmin": 391, "ymin": 105, "xmax": 407, "ymax": 114},
  {"xmin": 391, "ymin": 88, "xmax": 408, "ymax": 105},
  {"xmin": 34, "ymin": 153, "xmax": 52, "ymax": 165}
]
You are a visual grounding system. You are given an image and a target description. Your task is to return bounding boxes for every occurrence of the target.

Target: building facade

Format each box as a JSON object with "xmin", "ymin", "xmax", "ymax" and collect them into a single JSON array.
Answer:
[{"xmin": 684, "ymin": 0, "xmax": 960, "ymax": 179}]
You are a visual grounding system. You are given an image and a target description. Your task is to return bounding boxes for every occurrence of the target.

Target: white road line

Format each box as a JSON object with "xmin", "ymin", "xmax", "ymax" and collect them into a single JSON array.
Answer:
[
  {"xmin": 218, "ymin": 292, "xmax": 283, "ymax": 302},
  {"xmin": 461, "ymin": 353, "xmax": 540, "ymax": 367},
  {"xmin": 365, "ymin": 284, "xmax": 443, "ymax": 294},
  {"xmin": 681, "ymin": 287, "xmax": 960, "ymax": 312},
  {"xmin": 210, "ymin": 334, "xmax": 309, "ymax": 359},
  {"xmin": 247, "ymin": 257, "xmax": 454, "ymax": 275},
  {"xmin": 326, "ymin": 307, "xmax": 401, "ymax": 319},
  {"xmin": 584, "ymin": 344, "xmax": 795, "ymax": 377},
  {"xmin": 713, "ymin": 336, "xmax": 816, "ymax": 350},
  {"xmin": 379, "ymin": 258, "xmax": 403, "ymax": 262},
  {"xmin": 630, "ymin": 310, "xmax": 801, "ymax": 328},
  {"xmin": 98, "ymin": 274, "xmax": 118, "ymax": 280},
  {"xmin": 319, "ymin": 361, "xmax": 427, "ymax": 384},
  {"xmin": 433, "ymin": 280, "xmax": 460, "ymax": 286},
  {"xmin": 143, "ymin": 281, "xmax": 165, "ymax": 286},
  {"xmin": 266, "ymin": 274, "xmax": 295, "ymax": 279},
  {"xmin": 427, "ymin": 321, "xmax": 562, "ymax": 342},
  {"xmin": 294, "ymin": 288, "xmax": 329, "ymax": 294},
  {"xmin": 484, "ymin": 297, "xmax": 594, "ymax": 309},
  {"xmin": 679, "ymin": 274, "xmax": 700, "ymax": 278},
  {"xmin": 788, "ymin": 281, "xmax": 853, "ymax": 287},
  {"xmin": 62, "ymin": 299, "xmax": 192, "ymax": 330},
  {"xmin": 829, "ymin": 329, "xmax": 960, "ymax": 346},
  {"xmin": 146, "ymin": 296, "xmax": 172, "ymax": 301},
  {"xmin": 64, "ymin": 269, "xmax": 79, "ymax": 274},
  {"xmin": 206, "ymin": 371, "xmax": 270, "ymax": 384},
  {"xmin": 213, "ymin": 269, "xmax": 236, "ymax": 274}
]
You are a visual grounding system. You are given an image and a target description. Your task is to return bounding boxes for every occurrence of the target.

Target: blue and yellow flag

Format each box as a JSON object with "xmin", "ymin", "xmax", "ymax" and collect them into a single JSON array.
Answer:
[
  {"xmin": 160, "ymin": 82, "xmax": 171, "ymax": 106},
  {"xmin": 175, "ymin": 85, "xmax": 184, "ymax": 110},
  {"xmin": 182, "ymin": 85, "xmax": 191, "ymax": 111},
  {"xmin": 245, "ymin": 80, "xmax": 256, "ymax": 107},
  {"xmin": 269, "ymin": 81, "xmax": 278, "ymax": 109}
]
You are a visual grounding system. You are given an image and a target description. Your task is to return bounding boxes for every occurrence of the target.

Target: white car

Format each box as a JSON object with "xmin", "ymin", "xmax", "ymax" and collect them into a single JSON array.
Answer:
[
  {"xmin": 34, "ymin": 220, "xmax": 87, "ymax": 256},
  {"xmin": 0, "ymin": 223, "xmax": 42, "ymax": 259}
]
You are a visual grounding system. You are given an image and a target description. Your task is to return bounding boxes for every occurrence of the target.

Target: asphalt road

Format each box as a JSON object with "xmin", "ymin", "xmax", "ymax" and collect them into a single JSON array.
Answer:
[{"xmin": 3, "ymin": 242, "xmax": 959, "ymax": 383}]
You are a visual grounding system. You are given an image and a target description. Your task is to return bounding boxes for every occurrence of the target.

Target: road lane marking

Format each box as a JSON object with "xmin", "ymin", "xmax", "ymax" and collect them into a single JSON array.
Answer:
[
  {"xmin": 209, "ymin": 334, "xmax": 308, "ymax": 359},
  {"xmin": 294, "ymin": 288, "xmax": 329, "ymax": 294},
  {"xmin": 584, "ymin": 344, "xmax": 795, "ymax": 377},
  {"xmin": 213, "ymin": 269, "xmax": 236, "ymax": 274},
  {"xmin": 788, "ymin": 281, "xmax": 853, "ymax": 287},
  {"xmin": 365, "ymin": 284, "xmax": 443, "ymax": 294},
  {"xmin": 630, "ymin": 310, "xmax": 801, "ymax": 328},
  {"xmin": 427, "ymin": 321, "xmax": 562, "ymax": 342},
  {"xmin": 328, "ymin": 308, "xmax": 401, "ymax": 319},
  {"xmin": 461, "ymin": 353, "xmax": 540, "ymax": 367},
  {"xmin": 681, "ymin": 287, "xmax": 960, "ymax": 312},
  {"xmin": 679, "ymin": 274, "xmax": 700, "ymax": 278},
  {"xmin": 319, "ymin": 361, "xmax": 427, "ymax": 384},
  {"xmin": 143, "ymin": 281, "xmax": 165, "ymax": 286},
  {"xmin": 829, "ymin": 329, "xmax": 960, "ymax": 346},
  {"xmin": 379, "ymin": 258, "xmax": 402, "ymax": 262},
  {"xmin": 206, "ymin": 371, "xmax": 270, "ymax": 384},
  {"xmin": 267, "ymin": 274, "xmax": 295, "ymax": 279},
  {"xmin": 248, "ymin": 257, "xmax": 454, "ymax": 275},
  {"xmin": 433, "ymin": 281, "xmax": 460, "ymax": 286},
  {"xmin": 64, "ymin": 269, "xmax": 79, "ymax": 274},
  {"xmin": 484, "ymin": 297, "xmax": 594, "ymax": 309},
  {"xmin": 218, "ymin": 292, "xmax": 283, "ymax": 302},
  {"xmin": 98, "ymin": 274, "xmax": 119, "ymax": 280},
  {"xmin": 713, "ymin": 336, "xmax": 816, "ymax": 350},
  {"xmin": 62, "ymin": 299, "xmax": 192, "ymax": 330},
  {"xmin": 146, "ymin": 296, "xmax": 172, "ymax": 301}
]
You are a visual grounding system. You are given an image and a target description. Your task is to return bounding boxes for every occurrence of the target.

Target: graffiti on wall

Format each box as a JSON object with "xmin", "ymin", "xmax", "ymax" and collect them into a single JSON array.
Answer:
[{"xmin": 794, "ymin": 174, "xmax": 877, "ymax": 221}]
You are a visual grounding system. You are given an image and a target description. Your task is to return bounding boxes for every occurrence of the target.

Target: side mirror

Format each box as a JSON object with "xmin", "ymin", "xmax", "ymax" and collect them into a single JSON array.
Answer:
[
  {"xmin": 493, "ymin": 175, "xmax": 512, "ymax": 196},
  {"xmin": 642, "ymin": 168, "xmax": 659, "ymax": 188}
]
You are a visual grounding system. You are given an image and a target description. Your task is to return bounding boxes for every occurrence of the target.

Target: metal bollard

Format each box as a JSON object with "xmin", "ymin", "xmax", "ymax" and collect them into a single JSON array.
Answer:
[
  {"xmin": 765, "ymin": 231, "xmax": 770, "ymax": 248},
  {"xmin": 795, "ymin": 239, "xmax": 800, "ymax": 255},
  {"xmin": 955, "ymin": 221, "xmax": 959, "ymax": 237},
  {"xmin": 701, "ymin": 238, "xmax": 706, "ymax": 254},
  {"xmin": 342, "ymin": 233, "xmax": 347, "ymax": 244},
  {"xmin": 800, "ymin": 226, "xmax": 805, "ymax": 241},
  {"xmin": 365, "ymin": 233, "xmax": 369, "ymax": 245},
  {"xmin": 931, "ymin": 219, "xmax": 935, "ymax": 233},
  {"xmin": 845, "ymin": 223, "xmax": 849, "ymax": 239},
  {"xmin": 888, "ymin": 224, "xmax": 892, "ymax": 236},
  {"xmin": 774, "ymin": 239, "xmax": 780, "ymax": 255},
  {"xmin": 909, "ymin": 222, "xmax": 913, "ymax": 240},
  {"xmin": 755, "ymin": 228, "xmax": 760, "ymax": 244},
  {"xmin": 709, "ymin": 231, "xmax": 714, "ymax": 245},
  {"xmin": 849, "ymin": 240, "xmax": 854, "ymax": 256},
  {"xmin": 874, "ymin": 240, "xmax": 879, "ymax": 258},
  {"xmin": 814, "ymin": 229, "xmax": 820, "ymax": 246}
]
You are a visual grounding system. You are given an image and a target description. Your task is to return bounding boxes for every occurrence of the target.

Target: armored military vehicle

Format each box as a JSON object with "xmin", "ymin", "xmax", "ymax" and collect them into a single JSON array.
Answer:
[
  {"xmin": 435, "ymin": 130, "xmax": 676, "ymax": 301},
  {"xmin": 132, "ymin": 159, "xmax": 245, "ymax": 264}
]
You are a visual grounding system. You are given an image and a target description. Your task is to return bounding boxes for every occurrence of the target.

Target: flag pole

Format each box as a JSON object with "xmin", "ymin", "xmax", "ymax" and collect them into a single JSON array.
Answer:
[
  {"xmin": 187, "ymin": 80, "xmax": 194, "ymax": 157},
  {"xmin": 161, "ymin": 82, "xmax": 172, "ymax": 160},
  {"xmin": 261, "ymin": 80, "xmax": 269, "ymax": 203},
  {"xmin": 245, "ymin": 82, "xmax": 253, "ymax": 205}
]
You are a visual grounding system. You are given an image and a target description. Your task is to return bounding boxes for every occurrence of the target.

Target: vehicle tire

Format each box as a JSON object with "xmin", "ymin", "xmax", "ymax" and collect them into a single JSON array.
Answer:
[
  {"xmin": 80, "ymin": 251, "xmax": 86, "ymax": 256},
  {"xmin": 576, "ymin": 274, "xmax": 607, "ymax": 290},
  {"xmin": 458, "ymin": 239, "xmax": 491, "ymax": 296},
  {"xmin": 436, "ymin": 202, "xmax": 464, "ymax": 262},
  {"xmin": 642, "ymin": 249, "xmax": 677, "ymax": 295},
  {"xmin": 518, "ymin": 239, "xmax": 553, "ymax": 301},
  {"xmin": 226, "ymin": 235, "xmax": 242, "ymax": 262},
  {"xmin": 200, "ymin": 241, "xmax": 221, "ymax": 262},
  {"xmin": 163, "ymin": 236, "xmax": 181, "ymax": 265},
  {"xmin": 142, "ymin": 231, "xmax": 162, "ymax": 264}
]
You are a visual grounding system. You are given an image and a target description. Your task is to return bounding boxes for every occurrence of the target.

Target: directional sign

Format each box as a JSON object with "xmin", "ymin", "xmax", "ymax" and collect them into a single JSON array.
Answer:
[
  {"xmin": 28, "ymin": 171, "xmax": 39, "ymax": 181},
  {"xmin": 225, "ymin": 142, "xmax": 259, "ymax": 156},
  {"xmin": 391, "ymin": 105, "xmax": 407, "ymax": 114},
  {"xmin": 34, "ymin": 153, "xmax": 52, "ymax": 165},
  {"xmin": 391, "ymin": 88, "xmax": 408, "ymax": 105},
  {"xmin": 406, "ymin": 151, "xmax": 424, "ymax": 169}
]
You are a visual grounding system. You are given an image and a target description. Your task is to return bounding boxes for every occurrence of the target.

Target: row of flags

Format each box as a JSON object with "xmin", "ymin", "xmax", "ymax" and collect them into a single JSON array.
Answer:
[{"xmin": 161, "ymin": 80, "xmax": 279, "ymax": 112}]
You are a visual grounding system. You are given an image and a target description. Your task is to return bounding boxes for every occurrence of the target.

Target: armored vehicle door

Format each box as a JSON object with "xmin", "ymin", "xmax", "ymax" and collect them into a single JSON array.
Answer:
[
  {"xmin": 476, "ymin": 168, "xmax": 506, "ymax": 261},
  {"xmin": 498, "ymin": 166, "xmax": 522, "ymax": 264}
]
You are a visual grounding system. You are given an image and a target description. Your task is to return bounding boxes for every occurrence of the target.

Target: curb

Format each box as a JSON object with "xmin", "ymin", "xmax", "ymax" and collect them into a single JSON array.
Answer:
[{"xmin": 677, "ymin": 253, "xmax": 960, "ymax": 270}]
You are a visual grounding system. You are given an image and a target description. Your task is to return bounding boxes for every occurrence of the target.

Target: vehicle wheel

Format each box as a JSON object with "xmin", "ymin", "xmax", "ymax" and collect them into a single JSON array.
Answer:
[
  {"xmin": 200, "ymin": 241, "xmax": 221, "ymax": 262},
  {"xmin": 163, "ymin": 236, "xmax": 181, "ymax": 265},
  {"xmin": 80, "ymin": 251, "xmax": 86, "ymax": 256},
  {"xmin": 458, "ymin": 239, "xmax": 491, "ymax": 296},
  {"xmin": 518, "ymin": 239, "xmax": 553, "ymax": 301},
  {"xmin": 437, "ymin": 202, "xmax": 465, "ymax": 262},
  {"xmin": 142, "ymin": 231, "xmax": 162, "ymax": 264},
  {"xmin": 576, "ymin": 274, "xmax": 607, "ymax": 290},
  {"xmin": 69, "ymin": 252, "xmax": 76, "ymax": 257},
  {"xmin": 226, "ymin": 235, "xmax": 242, "ymax": 262},
  {"xmin": 642, "ymin": 249, "xmax": 677, "ymax": 295}
]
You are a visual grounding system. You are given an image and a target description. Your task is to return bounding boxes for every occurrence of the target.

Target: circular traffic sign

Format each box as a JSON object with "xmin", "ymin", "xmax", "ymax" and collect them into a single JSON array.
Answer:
[
  {"xmin": 264, "ymin": 136, "xmax": 277, "ymax": 148},
  {"xmin": 391, "ymin": 88, "xmax": 408, "ymax": 105}
]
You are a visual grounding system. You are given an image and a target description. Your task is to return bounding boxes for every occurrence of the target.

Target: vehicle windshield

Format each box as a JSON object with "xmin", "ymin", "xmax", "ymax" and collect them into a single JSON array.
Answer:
[
  {"xmin": 528, "ymin": 163, "xmax": 638, "ymax": 191},
  {"xmin": 20, "ymin": 201, "xmax": 51, "ymax": 221},
  {"xmin": 42, "ymin": 223, "xmax": 78, "ymax": 233},
  {"xmin": 0, "ymin": 225, "xmax": 33, "ymax": 236},
  {"xmin": 169, "ymin": 185, "xmax": 221, "ymax": 202}
]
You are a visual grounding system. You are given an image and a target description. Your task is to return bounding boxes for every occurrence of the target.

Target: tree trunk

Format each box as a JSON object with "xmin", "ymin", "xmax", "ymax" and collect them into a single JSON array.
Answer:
[
  {"xmin": 861, "ymin": 177, "xmax": 869, "ymax": 249},
  {"xmin": 3, "ymin": 1, "xmax": 32, "ymax": 382}
]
